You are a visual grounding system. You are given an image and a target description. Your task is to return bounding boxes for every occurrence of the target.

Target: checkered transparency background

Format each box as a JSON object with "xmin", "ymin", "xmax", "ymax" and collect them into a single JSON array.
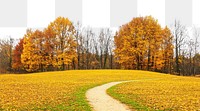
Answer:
[{"xmin": 0, "ymin": 0, "xmax": 199, "ymax": 38}]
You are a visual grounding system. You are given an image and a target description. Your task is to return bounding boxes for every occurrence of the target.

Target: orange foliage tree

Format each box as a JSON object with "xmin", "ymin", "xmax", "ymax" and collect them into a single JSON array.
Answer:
[
  {"xmin": 12, "ymin": 38, "xmax": 24, "ymax": 71},
  {"xmin": 21, "ymin": 17, "xmax": 77, "ymax": 72},
  {"xmin": 114, "ymin": 16, "xmax": 173, "ymax": 72},
  {"xmin": 47, "ymin": 17, "xmax": 77, "ymax": 70}
]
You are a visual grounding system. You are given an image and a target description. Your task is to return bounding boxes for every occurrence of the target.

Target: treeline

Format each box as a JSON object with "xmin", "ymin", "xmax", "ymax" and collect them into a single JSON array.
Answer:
[
  {"xmin": 0, "ymin": 17, "xmax": 115, "ymax": 73},
  {"xmin": 115, "ymin": 16, "xmax": 200, "ymax": 76},
  {"xmin": 115, "ymin": 16, "xmax": 173, "ymax": 73},
  {"xmin": 0, "ymin": 16, "xmax": 200, "ymax": 76}
]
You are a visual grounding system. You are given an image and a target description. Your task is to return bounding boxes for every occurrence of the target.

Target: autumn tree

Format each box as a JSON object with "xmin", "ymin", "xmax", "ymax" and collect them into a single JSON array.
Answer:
[
  {"xmin": 21, "ymin": 17, "xmax": 77, "ymax": 72},
  {"xmin": 48, "ymin": 17, "xmax": 77, "ymax": 70},
  {"xmin": 161, "ymin": 27, "xmax": 173, "ymax": 73},
  {"xmin": 42, "ymin": 26, "xmax": 56, "ymax": 71},
  {"xmin": 12, "ymin": 38, "xmax": 24, "ymax": 72},
  {"xmin": 114, "ymin": 16, "xmax": 173, "ymax": 72},
  {"xmin": 21, "ymin": 29, "xmax": 43, "ymax": 72}
]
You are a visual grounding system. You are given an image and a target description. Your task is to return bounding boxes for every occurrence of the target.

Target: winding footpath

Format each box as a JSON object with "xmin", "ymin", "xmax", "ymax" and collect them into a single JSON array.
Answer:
[{"xmin": 86, "ymin": 81, "xmax": 131, "ymax": 111}]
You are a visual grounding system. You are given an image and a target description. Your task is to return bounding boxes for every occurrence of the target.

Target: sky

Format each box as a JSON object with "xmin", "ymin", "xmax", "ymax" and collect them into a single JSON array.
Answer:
[{"xmin": 0, "ymin": 0, "xmax": 200, "ymax": 39}]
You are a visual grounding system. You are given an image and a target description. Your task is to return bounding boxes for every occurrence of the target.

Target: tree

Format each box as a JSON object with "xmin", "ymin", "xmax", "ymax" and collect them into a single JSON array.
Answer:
[
  {"xmin": 12, "ymin": 38, "xmax": 24, "ymax": 72},
  {"xmin": 192, "ymin": 27, "xmax": 200, "ymax": 75},
  {"xmin": 43, "ymin": 26, "xmax": 56, "ymax": 71},
  {"xmin": 48, "ymin": 17, "xmax": 77, "ymax": 70},
  {"xmin": 0, "ymin": 39, "xmax": 12, "ymax": 73},
  {"xmin": 193, "ymin": 54, "xmax": 200, "ymax": 74},
  {"xmin": 104, "ymin": 29, "xmax": 112, "ymax": 69},
  {"xmin": 109, "ymin": 36, "xmax": 114, "ymax": 69},
  {"xmin": 114, "ymin": 16, "xmax": 173, "ymax": 71},
  {"xmin": 173, "ymin": 20, "xmax": 186, "ymax": 75},
  {"xmin": 21, "ymin": 17, "xmax": 77, "ymax": 72},
  {"xmin": 74, "ymin": 22, "xmax": 83, "ymax": 69},
  {"xmin": 84, "ymin": 28, "xmax": 93, "ymax": 69},
  {"xmin": 161, "ymin": 27, "xmax": 174, "ymax": 73},
  {"xmin": 21, "ymin": 29, "xmax": 44, "ymax": 72}
]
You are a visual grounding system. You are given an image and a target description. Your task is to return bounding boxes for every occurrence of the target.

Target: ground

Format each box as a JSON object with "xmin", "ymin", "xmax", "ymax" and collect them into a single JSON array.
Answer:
[
  {"xmin": 108, "ymin": 76, "xmax": 200, "ymax": 111},
  {"xmin": 0, "ymin": 70, "xmax": 200, "ymax": 111}
]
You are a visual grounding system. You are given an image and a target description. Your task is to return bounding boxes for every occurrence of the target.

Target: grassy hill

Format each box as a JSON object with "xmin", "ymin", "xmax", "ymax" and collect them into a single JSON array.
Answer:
[{"xmin": 0, "ymin": 70, "xmax": 199, "ymax": 110}]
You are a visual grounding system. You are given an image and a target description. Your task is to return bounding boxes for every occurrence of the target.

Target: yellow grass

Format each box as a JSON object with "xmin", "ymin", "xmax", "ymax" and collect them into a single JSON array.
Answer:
[
  {"xmin": 109, "ymin": 76, "xmax": 200, "ymax": 111},
  {"xmin": 1, "ymin": 70, "xmax": 200, "ymax": 110},
  {"xmin": 0, "ymin": 70, "xmax": 164, "ymax": 110}
]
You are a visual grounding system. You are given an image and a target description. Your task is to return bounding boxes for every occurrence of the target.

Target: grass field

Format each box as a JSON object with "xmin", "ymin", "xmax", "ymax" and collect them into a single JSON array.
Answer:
[
  {"xmin": 0, "ymin": 70, "xmax": 165, "ymax": 111},
  {"xmin": 108, "ymin": 76, "xmax": 200, "ymax": 111},
  {"xmin": 0, "ymin": 70, "xmax": 199, "ymax": 111}
]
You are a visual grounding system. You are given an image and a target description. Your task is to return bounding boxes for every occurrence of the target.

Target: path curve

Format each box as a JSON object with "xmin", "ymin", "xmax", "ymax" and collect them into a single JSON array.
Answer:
[{"xmin": 86, "ymin": 81, "xmax": 132, "ymax": 111}]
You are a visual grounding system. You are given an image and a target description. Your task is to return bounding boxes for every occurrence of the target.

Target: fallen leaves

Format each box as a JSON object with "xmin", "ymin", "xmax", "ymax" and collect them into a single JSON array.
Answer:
[
  {"xmin": 1, "ymin": 70, "xmax": 198, "ymax": 110},
  {"xmin": 0, "ymin": 70, "xmax": 142, "ymax": 110},
  {"xmin": 112, "ymin": 77, "xmax": 200, "ymax": 111}
]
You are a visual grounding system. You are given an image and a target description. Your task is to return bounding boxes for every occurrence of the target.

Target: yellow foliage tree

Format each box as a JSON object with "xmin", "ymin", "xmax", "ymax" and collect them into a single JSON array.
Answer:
[
  {"xmin": 21, "ymin": 29, "xmax": 39, "ymax": 72},
  {"xmin": 47, "ymin": 17, "xmax": 77, "ymax": 70},
  {"xmin": 114, "ymin": 16, "xmax": 173, "ymax": 72},
  {"xmin": 21, "ymin": 17, "xmax": 77, "ymax": 72}
]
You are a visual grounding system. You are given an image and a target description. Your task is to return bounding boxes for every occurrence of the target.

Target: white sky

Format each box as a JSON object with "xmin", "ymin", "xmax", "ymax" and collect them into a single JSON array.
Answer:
[
  {"xmin": 83, "ymin": 0, "xmax": 110, "ymax": 28},
  {"xmin": 0, "ymin": 0, "xmax": 200, "ymax": 39},
  {"xmin": 27, "ymin": 0, "xmax": 55, "ymax": 28},
  {"xmin": 193, "ymin": 0, "xmax": 200, "ymax": 27},
  {"xmin": 137, "ymin": 0, "xmax": 165, "ymax": 27}
]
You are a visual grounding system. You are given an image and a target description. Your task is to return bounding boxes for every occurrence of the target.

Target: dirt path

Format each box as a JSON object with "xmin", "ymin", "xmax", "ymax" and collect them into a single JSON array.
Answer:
[{"xmin": 86, "ymin": 81, "xmax": 131, "ymax": 111}]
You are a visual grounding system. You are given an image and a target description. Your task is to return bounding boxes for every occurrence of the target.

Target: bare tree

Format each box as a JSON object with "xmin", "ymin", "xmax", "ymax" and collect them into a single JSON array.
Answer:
[
  {"xmin": 109, "ymin": 33, "xmax": 114, "ymax": 69},
  {"xmin": 103, "ymin": 29, "xmax": 112, "ymax": 69},
  {"xmin": 81, "ymin": 27, "xmax": 94, "ymax": 69},
  {"xmin": 192, "ymin": 27, "xmax": 200, "ymax": 75},
  {"xmin": 91, "ymin": 33, "xmax": 100, "ymax": 69},
  {"xmin": 187, "ymin": 39, "xmax": 194, "ymax": 75},
  {"xmin": 74, "ymin": 22, "xmax": 83, "ymax": 69},
  {"xmin": 0, "ymin": 38, "xmax": 13, "ymax": 73},
  {"xmin": 98, "ymin": 29, "xmax": 113, "ymax": 69},
  {"xmin": 173, "ymin": 20, "xmax": 187, "ymax": 75}
]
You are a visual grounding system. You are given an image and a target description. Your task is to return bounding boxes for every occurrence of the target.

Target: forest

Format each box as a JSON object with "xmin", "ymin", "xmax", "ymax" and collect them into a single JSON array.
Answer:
[{"xmin": 0, "ymin": 16, "xmax": 200, "ymax": 76}]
